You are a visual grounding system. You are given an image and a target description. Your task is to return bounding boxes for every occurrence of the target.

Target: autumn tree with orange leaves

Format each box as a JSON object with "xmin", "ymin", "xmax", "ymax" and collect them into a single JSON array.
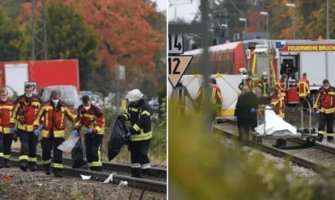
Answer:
[
  {"xmin": 20, "ymin": 0, "xmax": 165, "ymax": 96},
  {"xmin": 63, "ymin": 0, "xmax": 165, "ymax": 97}
]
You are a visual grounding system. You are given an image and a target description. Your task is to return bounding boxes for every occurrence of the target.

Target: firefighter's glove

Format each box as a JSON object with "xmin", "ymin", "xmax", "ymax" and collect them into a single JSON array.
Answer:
[
  {"xmin": 10, "ymin": 127, "xmax": 15, "ymax": 134},
  {"xmin": 33, "ymin": 129, "xmax": 40, "ymax": 137},
  {"xmin": 86, "ymin": 128, "xmax": 93, "ymax": 135},
  {"xmin": 38, "ymin": 124, "xmax": 44, "ymax": 131},
  {"xmin": 124, "ymin": 132, "xmax": 131, "ymax": 144},
  {"xmin": 71, "ymin": 129, "xmax": 80, "ymax": 136},
  {"xmin": 250, "ymin": 108, "xmax": 256, "ymax": 113},
  {"xmin": 233, "ymin": 116, "xmax": 237, "ymax": 122}
]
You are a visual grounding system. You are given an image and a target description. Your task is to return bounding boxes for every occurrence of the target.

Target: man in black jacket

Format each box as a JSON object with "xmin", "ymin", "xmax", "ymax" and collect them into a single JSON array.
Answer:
[{"xmin": 234, "ymin": 87, "xmax": 261, "ymax": 141}]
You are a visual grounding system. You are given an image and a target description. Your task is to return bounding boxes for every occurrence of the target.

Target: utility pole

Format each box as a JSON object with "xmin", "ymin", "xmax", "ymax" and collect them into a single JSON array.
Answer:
[
  {"xmin": 327, "ymin": 0, "xmax": 329, "ymax": 39},
  {"xmin": 31, "ymin": 0, "xmax": 48, "ymax": 60}
]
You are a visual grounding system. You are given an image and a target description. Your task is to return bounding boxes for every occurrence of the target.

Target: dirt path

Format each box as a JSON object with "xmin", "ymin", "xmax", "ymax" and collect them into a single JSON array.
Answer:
[{"xmin": 0, "ymin": 168, "xmax": 166, "ymax": 200}]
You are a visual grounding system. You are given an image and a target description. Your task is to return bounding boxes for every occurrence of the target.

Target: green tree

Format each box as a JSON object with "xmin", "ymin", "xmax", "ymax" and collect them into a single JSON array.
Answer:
[
  {"xmin": 0, "ymin": 0, "xmax": 20, "ymax": 18},
  {"xmin": 0, "ymin": 10, "xmax": 22, "ymax": 61},
  {"xmin": 44, "ymin": 3, "xmax": 100, "ymax": 89}
]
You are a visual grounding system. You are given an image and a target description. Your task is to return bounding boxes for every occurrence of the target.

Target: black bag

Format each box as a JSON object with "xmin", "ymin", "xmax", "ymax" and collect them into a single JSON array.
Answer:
[
  {"xmin": 108, "ymin": 117, "xmax": 129, "ymax": 161},
  {"xmin": 71, "ymin": 135, "xmax": 89, "ymax": 169}
]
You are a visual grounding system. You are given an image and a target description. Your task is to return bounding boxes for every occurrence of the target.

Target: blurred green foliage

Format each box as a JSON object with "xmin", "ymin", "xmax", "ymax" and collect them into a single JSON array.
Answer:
[
  {"xmin": 169, "ymin": 99, "xmax": 335, "ymax": 200},
  {"xmin": 0, "ymin": 10, "xmax": 22, "ymax": 61},
  {"xmin": 44, "ymin": 3, "xmax": 100, "ymax": 90}
]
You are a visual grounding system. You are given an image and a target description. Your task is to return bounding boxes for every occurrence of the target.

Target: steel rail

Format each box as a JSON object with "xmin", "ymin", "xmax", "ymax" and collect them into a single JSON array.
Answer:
[
  {"xmin": 8, "ymin": 158, "xmax": 166, "ymax": 193},
  {"xmin": 214, "ymin": 124, "xmax": 333, "ymax": 174},
  {"xmin": 10, "ymin": 150, "xmax": 166, "ymax": 178}
]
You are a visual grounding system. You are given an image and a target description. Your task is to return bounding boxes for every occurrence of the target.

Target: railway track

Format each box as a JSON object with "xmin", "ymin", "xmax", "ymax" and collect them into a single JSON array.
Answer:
[
  {"xmin": 9, "ymin": 151, "xmax": 166, "ymax": 193},
  {"xmin": 214, "ymin": 122, "xmax": 335, "ymax": 174},
  {"xmin": 10, "ymin": 151, "xmax": 166, "ymax": 179}
]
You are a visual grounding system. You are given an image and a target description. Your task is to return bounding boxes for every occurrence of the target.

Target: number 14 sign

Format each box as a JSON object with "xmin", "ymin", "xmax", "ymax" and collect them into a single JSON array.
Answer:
[{"xmin": 168, "ymin": 34, "xmax": 192, "ymax": 88}]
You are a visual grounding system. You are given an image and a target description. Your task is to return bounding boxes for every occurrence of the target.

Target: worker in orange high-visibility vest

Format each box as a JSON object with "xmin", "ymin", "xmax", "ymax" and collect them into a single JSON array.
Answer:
[
  {"xmin": 270, "ymin": 87, "xmax": 286, "ymax": 148},
  {"xmin": 297, "ymin": 73, "xmax": 310, "ymax": 109},
  {"xmin": 313, "ymin": 79, "xmax": 335, "ymax": 142},
  {"xmin": 270, "ymin": 87, "xmax": 285, "ymax": 119},
  {"xmin": 275, "ymin": 74, "xmax": 287, "ymax": 100},
  {"xmin": 196, "ymin": 78, "xmax": 223, "ymax": 118}
]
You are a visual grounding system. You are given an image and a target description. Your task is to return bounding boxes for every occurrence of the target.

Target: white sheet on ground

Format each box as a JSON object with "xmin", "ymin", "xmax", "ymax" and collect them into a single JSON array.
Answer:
[{"xmin": 254, "ymin": 107, "xmax": 297, "ymax": 135}]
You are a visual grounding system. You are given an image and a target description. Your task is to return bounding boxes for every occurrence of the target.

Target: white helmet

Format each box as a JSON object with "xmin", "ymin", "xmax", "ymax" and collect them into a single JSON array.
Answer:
[
  {"xmin": 242, "ymin": 74, "xmax": 248, "ymax": 80},
  {"xmin": 239, "ymin": 67, "xmax": 247, "ymax": 74},
  {"xmin": 125, "ymin": 89, "xmax": 144, "ymax": 102},
  {"xmin": 262, "ymin": 71, "xmax": 268, "ymax": 76}
]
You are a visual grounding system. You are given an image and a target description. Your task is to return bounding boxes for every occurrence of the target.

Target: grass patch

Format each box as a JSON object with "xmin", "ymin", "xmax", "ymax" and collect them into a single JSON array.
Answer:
[{"xmin": 0, "ymin": 182, "xmax": 10, "ymax": 192}]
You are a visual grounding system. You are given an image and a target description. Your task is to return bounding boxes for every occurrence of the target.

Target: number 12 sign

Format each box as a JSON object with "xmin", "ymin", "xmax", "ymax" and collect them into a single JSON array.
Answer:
[{"xmin": 168, "ymin": 56, "xmax": 192, "ymax": 87}]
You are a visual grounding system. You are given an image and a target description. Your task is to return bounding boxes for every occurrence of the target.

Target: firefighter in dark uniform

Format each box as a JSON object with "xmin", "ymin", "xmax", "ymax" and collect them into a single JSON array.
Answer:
[
  {"xmin": 313, "ymin": 79, "xmax": 335, "ymax": 142},
  {"xmin": 234, "ymin": 86, "xmax": 261, "ymax": 141},
  {"xmin": 119, "ymin": 89, "xmax": 152, "ymax": 177},
  {"xmin": 72, "ymin": 95, "xmax": 105, "ymax": 171},
  {"xmin": 258, "ymin": 72, "xmax": 270, "ymax": 104},
  {"xmin": 12, "ymin": 84, "xmax": 41, "ymax": 171},
  {"xmin": 0, "ymin": 88, "xmax": 15, "ymax": 167},
  {"xmin": 33, "ymin": 90, "xmax": 77, "ymax": 176}
]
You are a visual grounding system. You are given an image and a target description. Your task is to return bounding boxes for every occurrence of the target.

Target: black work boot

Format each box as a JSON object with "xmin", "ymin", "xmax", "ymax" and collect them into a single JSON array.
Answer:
[
  {"xmin": 131, "ymin": 168, "xmax": 141, "ymax": 178},
  {"xmin": 28, "ymin": 161, "xmax": 37, "ymax": 172},
  {"xmin": 90, "ymin": 166, "xmax": 103, "ymax": 172},
  {"xmin": 3, "ymin": 159, "xmax": 10, "ymax": 168},
  {"xmin": 327, "ymin": 136, "xmax": 334, "ymax": 143},
  {"xmin": 141, "ymin": 168, "xmax": 150, "ymax": 178},
  {"xmin": 53, "ymin": 168, "xmax": 63, "ymax": 177},
  {"xmin": 317, "ymin": 134, "xmax": 323, "ymax": 142},
  {"xmin": 43, "ymin": 164, "xmax": 51, "ymax": 175},
  {"xmin": 19, "ymin": 161, "xmax": 28, "ymax": 172}
]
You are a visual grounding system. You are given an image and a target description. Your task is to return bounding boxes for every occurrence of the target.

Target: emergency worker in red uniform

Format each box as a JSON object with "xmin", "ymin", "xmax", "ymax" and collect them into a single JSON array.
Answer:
[
  {"xmin": 34, "ymin": 90, "xmax": 77, "ymax": 176},
  {"xmin": 0, "ymin": 88, "xmax": 15, "ymax": 167},
  {"xmin": 12, "ymin": 84, "xmax": 41, "ymax": 171},
  {"xmin": 313, "ymin": 79, "xmax": 335, "ymax": 142},
  {"xmin": 72, "ymin": 95, "xmax": 105, "ymax": 171}
]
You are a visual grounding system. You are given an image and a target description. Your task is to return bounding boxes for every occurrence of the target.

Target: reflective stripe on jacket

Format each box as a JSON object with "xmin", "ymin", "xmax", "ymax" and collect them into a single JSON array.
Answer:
[
  {"xmin": 0, "ymin": 100, "xmax": 15, "ymax": 134},
  {"xmin": 75, "ymin": 104, "xmax": 105, "ymax": 135},
  {"xmin": 297, "ymin": 80, "xmax": 310, "ymax": 98},
  {"xmin": 258, "ymin": 81, "xmax": 269, "ymax": 98},
  {"xmin": 34, "ymin": 101, "xmax": 77, "ymax": 138},
  {"xmin": 313, "ymin": 86, "xmax": 335, "ymax": 114},
  {"xmin": 123, "ymin": 99, "xmax": 152, "ymax": 142},
  {"xmin": 13, "ymin": 95, "xmax": 41, "ymax": 132},
  {"xmin": 271, "ymin": 94, "xmax": 285, "ymax": 118}
]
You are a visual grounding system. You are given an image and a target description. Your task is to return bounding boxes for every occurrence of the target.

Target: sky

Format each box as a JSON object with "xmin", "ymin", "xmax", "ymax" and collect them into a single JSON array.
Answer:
[
  {"xmin": 168, "ymin": 0, "xmax": 200, "ymax": 22},
  {"xmin": 153, "ymin": 0, "xmax": 167, "ymax": 12}
]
